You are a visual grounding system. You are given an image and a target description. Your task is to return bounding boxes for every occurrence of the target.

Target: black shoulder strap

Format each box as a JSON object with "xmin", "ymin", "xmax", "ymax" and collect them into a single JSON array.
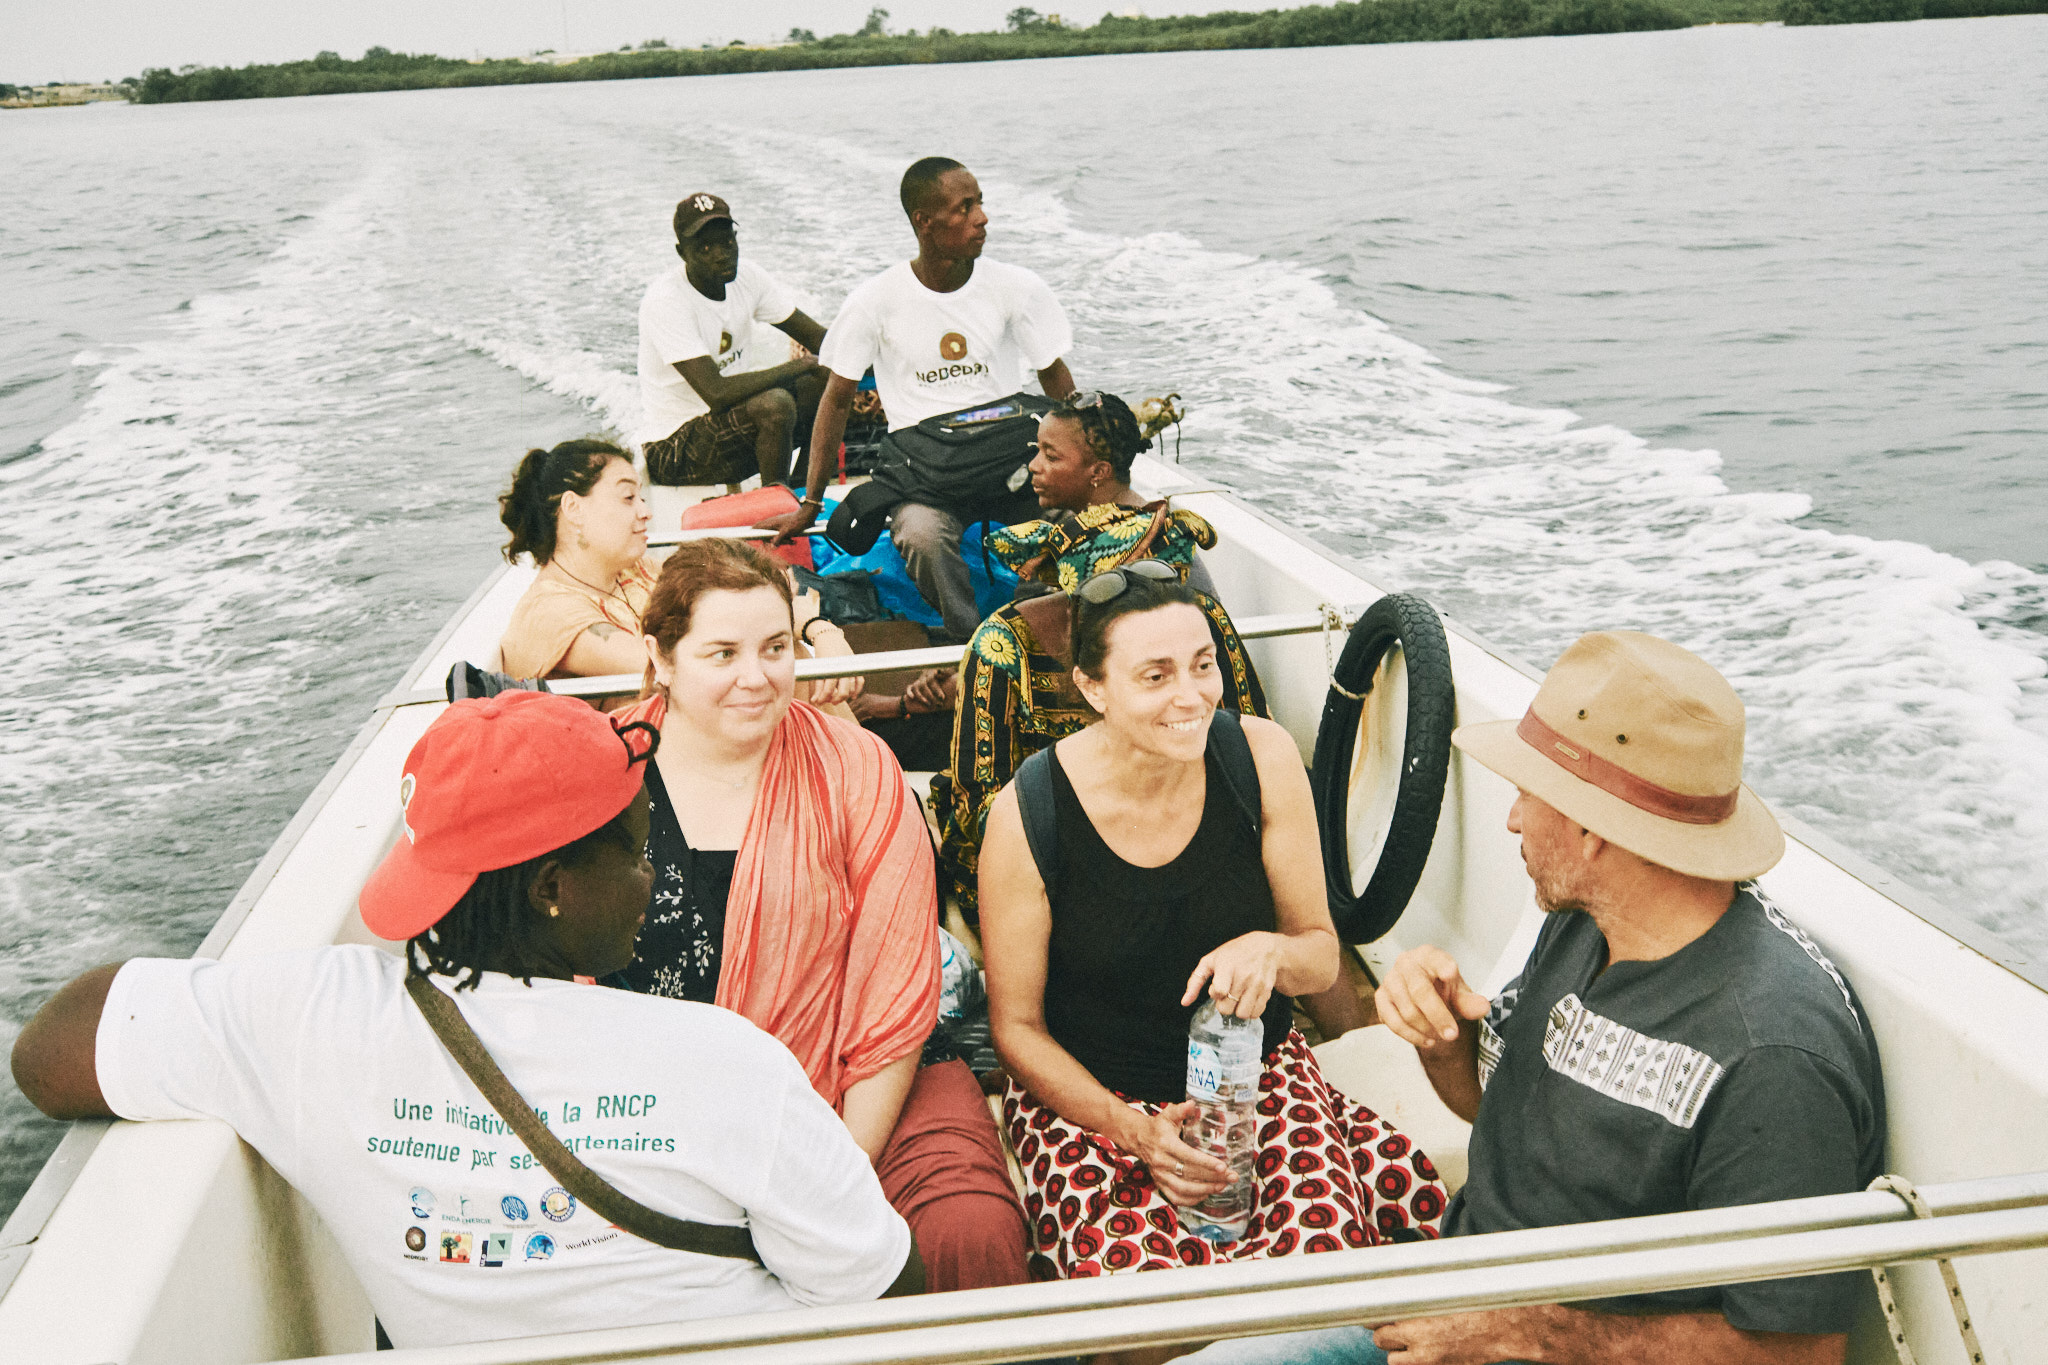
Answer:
[
  {"xmin": 404, "ymin": 973, "xmax": 760, "ymax": 1263},
  {"xmin": 1015, "ymin": 716, "xmax": 1259, "ymax": 890},
  {"xmin": 1015, "ymin": 745, "xmax": 1060, "ymax": 889},
  {"xmin": 1208, "ymin": 709, "xmax": 1263, "ymax": 840}
]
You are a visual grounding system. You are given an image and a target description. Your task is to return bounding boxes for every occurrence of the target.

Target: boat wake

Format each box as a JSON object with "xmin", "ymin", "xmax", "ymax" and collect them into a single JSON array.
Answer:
[{"xmin": 3, "ymin": 76, "xmax": 2043, "ymax": 1221}]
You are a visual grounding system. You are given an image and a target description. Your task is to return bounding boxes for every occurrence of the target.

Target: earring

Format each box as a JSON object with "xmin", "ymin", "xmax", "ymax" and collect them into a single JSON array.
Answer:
[{"xmin": 546, "ymin": 904, "xmax": 560, "ymax": 919}]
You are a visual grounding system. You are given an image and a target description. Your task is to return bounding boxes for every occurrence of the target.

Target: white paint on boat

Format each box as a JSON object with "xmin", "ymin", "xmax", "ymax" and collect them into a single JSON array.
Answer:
[{"xmin": 1, "ymin": 457, "xmax": 2043, "ymax": 1363}]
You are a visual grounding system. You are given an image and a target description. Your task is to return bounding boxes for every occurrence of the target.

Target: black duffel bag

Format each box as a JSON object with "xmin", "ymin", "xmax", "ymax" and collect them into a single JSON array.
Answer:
[{"xmin": 827, "ymin": 392, "xmax": 1055, "ymax": 555}]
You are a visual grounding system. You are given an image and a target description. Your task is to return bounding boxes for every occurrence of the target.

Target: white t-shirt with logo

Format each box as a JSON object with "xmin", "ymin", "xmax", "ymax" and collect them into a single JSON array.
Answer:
[
  {"xmin": 637, "ymin": 260, "xmax": 800, "ymax": 442},
  {"xmin": 819, "ymin": 258, "xmax": 1073, "ymax": 431},
  {"xmin": 95, "ymin": 948, "xmax": 909, "ymax": 1350}
]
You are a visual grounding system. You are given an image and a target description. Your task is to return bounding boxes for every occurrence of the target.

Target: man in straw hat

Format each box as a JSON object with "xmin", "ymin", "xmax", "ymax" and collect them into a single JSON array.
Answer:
[
  {"xmin": 11, "ymin": 692, "xmax": 919, "ymax": 1350},
  {"xmin": 1363, "ymin": 631, "xmax": 1886, "ymax": 1364}
]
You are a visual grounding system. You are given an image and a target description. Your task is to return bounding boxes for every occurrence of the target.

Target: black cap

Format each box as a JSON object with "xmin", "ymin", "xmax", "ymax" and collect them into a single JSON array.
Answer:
[{"xmin": 674, "ymin": 192, "xmax": 734, "ymax": 240}]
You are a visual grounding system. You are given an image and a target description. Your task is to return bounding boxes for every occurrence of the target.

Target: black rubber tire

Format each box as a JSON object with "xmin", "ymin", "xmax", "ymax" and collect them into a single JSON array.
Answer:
[{"xmin": 1309, "ymin": 592, "xmax": 1455, "ymax": 944}]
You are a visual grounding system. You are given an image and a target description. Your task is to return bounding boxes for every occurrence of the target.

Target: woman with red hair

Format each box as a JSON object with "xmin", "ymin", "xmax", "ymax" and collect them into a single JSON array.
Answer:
[{"xmin": 610, "ymin": 537, "xmax": 1028, "ymax": 1292}]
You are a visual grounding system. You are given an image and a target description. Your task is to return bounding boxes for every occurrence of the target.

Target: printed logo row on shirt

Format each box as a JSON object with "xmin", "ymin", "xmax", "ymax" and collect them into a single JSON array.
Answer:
[
  {"xmin": 405, "ymin": 1225, "xmax": 556, "ymax": 1265},
  {"xmin": 410, "ymin": 1184, "xmax": 575, "ymax": 1225}
]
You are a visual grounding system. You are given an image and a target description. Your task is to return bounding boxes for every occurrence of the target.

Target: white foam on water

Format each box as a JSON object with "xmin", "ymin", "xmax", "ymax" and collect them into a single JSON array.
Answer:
[{"xmin": 0, "ymin": 158, "xmax": 496, "ymax": 969}]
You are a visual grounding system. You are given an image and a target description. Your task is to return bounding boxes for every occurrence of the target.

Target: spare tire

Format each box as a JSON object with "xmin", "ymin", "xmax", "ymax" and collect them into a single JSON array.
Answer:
[{"xmin": 1310, "ymin": 593, "xmax": 1455, "ymax": 944}]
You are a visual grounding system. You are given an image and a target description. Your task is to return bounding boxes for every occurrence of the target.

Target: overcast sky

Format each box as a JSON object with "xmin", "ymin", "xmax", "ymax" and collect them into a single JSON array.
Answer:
[{"xmin": 5, "ymin": 0, "xmax": 1236, "ymax": 85}]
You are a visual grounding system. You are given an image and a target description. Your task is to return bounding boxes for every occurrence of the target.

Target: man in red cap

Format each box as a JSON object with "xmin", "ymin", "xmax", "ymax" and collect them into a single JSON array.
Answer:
[
  {"xmin": 1364, "ymin": 632, "xmax": 1884, "ymax": 1364},
  {"xmin": 638, "ymin": 191, "xmax": 830, "ymax": 487},
  {"xmin": 11, "ymin": 691, "xmax": 918, "ymax": 1350}
]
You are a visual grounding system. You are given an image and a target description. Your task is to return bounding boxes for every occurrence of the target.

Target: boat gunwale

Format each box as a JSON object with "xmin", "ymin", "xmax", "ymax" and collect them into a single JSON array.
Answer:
[
  {"xmin": 0, "ymin": 563, "xmax": 513, "ymax": 1288},
  {"xmin": 3, "ymin": 469, "xmax": 2043, "ymax": 1343},
  {"xmin": 1198, "ymin": 479, "xmax": 2048, "ymax": 997}
]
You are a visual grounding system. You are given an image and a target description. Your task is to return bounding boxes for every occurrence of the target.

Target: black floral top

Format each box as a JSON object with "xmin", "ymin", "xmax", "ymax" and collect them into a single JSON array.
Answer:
[{"xmin": 614, "ymin": 763, "xmax": 736, "ymax": 1003}]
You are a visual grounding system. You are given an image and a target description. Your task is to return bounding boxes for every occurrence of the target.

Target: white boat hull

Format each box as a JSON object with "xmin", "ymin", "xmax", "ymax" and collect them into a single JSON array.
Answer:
[{"xmin": 3, "ymin": 457, "xmax": 2043, "ymax": 1363}]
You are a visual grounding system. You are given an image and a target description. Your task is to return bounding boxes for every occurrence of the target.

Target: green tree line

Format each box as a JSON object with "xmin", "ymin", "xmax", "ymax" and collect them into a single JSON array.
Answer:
[{"xmin": 124, "ymin": 0, "xmax": 2046, "ymax": 105}]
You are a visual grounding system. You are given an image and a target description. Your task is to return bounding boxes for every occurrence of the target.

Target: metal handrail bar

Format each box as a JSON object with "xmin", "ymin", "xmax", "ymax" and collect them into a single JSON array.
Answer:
[
  {"xmin": 381, "ymin": 607, "xmax": 1369, "ymax": 708},
  {"xmin": 647, "ymin": 525, "xmax": 829, "ymax": 547},
  {"xmin": 292, "ymin": 1178, "xmax": 2048, "ymax": 1365}
]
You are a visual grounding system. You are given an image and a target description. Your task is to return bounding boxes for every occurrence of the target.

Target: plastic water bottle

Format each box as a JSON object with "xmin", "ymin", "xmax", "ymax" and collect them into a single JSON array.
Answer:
[
  {"xmin": 1179, "ymin": 999, "xmax": 1263, "ymax": 1245},
  {"xmin": 936, "ymin": 928, "xmax": 984, "ymax": 1023}
]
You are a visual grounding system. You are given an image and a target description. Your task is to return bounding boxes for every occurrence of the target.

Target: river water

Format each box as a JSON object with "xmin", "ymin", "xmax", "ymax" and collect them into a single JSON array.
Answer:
[{"xmin": 2, "ymin": 16, "xmax": 2044, "ymax": 1219}]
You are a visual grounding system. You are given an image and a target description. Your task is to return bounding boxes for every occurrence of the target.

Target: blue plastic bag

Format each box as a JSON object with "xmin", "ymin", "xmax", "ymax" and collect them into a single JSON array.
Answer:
[{"xmin": 804, "ymin": 490, "xmax": 1019, "ymax": 628}]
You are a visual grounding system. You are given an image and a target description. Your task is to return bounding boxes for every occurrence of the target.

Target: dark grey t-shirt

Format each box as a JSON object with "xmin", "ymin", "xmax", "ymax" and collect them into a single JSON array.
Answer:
[{"xmin": 1445, "ymin": 885, "xmax": 1885, "ymax": 1334}]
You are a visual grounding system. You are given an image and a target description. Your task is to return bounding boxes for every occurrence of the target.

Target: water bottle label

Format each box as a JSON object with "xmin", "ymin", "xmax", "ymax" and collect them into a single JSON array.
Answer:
[{"xmin": 1186, "ymin": 1039, "xmax": 1224, "ymax": 1100}]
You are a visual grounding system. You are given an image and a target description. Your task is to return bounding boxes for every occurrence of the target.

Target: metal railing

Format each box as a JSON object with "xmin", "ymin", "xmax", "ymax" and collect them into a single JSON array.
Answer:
[
  {"xmin": 291, "ymin": 1172, "xmax": 2048, "ymax": 1365},
  {"xmin": 646, "ymin": 524, "xmax": 830, "ymax": 548},
  {"xmin": 383, "ymin": 607, "xmax": 1365, "ymax": 709}
]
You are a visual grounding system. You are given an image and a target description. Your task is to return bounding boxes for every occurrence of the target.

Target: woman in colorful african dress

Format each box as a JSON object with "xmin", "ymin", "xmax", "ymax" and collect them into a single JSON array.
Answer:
[{"xmin": 977, "ymin": 567, "xmax": 1446, "ymax": 1282}]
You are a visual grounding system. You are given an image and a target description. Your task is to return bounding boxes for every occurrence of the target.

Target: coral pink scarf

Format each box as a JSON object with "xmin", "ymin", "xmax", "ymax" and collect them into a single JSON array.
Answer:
[{"xmin": 622, "ymin": 695, "xmax": 939, "ymax": 1107}]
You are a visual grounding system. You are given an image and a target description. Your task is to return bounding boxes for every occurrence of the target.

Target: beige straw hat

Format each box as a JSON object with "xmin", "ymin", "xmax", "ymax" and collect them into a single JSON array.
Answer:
[{"xmin": 1452, "ymin": 631, "xmax": 1784, "ymax": 882}]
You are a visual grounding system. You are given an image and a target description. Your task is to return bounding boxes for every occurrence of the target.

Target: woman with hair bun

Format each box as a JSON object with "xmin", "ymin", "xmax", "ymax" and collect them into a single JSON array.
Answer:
[
  {"xmin": 495, "ymin": 440, "xmax": 860, "ymax": 709},
  {"xmin": 497, "ymin": 439, "xmax": 659, "ymax": 680}
]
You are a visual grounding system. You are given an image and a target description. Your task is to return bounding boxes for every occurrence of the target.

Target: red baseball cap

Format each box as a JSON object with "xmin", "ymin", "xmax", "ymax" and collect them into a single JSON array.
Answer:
[{"xmin": 359, "ymin": 691, "xmax": 656, "ymax": 942}]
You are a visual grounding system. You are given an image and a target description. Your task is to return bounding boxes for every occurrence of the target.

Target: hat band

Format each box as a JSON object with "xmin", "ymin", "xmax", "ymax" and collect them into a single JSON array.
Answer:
[{"xmin": 1516, "ymin": 709, "xmax": 1739, "ymax": 826}]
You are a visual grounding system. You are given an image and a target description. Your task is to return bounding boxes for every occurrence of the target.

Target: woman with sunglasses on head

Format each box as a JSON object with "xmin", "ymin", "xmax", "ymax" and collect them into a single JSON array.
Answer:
[
  {"xmin": 10, "ymin": 691, "xmax": 920, "ymax": 1349},
  {"xmin": 1022, "ymin": 390, "xmax": 1216, "ymax": 599},
  {"xmin": 931, "ymin": 393, "xmax": 1268, "ymax": 930},
  {"xmin": 976, "ymin": 567, "xmax": 1446, "ymax": 1286},
  {"xmin": 605, "ymin": 537, "xmax": 1030, "ymax": 1295}
]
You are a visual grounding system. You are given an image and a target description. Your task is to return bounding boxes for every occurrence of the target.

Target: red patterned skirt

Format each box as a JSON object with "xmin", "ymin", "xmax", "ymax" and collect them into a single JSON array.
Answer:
[{"xmin": 1000, "ymin": 1030, "xmax": 1446, "ymax": 1279}]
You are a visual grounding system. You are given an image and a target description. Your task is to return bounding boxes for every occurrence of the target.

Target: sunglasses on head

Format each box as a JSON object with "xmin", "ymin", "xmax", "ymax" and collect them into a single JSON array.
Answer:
[
  {"xmin": 1076, "ymin": 558, "xmax": 1179, "ymax": 605},
  {"xmin": 1064, "ymin": 390, "xmax": 1107, "ymax": 412}
]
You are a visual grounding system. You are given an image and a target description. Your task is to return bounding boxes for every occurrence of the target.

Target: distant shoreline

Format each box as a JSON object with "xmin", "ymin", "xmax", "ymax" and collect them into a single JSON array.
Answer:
[{"xmin": 25, "ymin": 0, "xmax": 2047, "ymax": 107}]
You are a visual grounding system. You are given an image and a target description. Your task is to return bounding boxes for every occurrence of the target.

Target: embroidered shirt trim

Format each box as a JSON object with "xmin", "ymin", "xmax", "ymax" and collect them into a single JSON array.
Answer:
[
  {"xmin": 1753, "ymin": 885, "xmax": 1858, "ymax": 1024},
  {"xmin": 1542, "ymin": 993, "xmax": 1726, "ymax": 1129},
  {"xmin": 1477, "ymin": 1019, "xmax": 1506, "ymax": 1090}
]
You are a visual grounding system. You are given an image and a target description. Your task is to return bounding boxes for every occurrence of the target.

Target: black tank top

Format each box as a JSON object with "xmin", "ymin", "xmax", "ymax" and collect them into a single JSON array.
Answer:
[{"xmin": 1042, "ymin": 746, "xmax": 1291, "ymax": 1103}]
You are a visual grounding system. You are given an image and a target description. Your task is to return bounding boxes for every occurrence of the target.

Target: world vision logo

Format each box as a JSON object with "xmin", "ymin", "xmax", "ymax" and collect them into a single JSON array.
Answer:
[
  {"xmin": 917, "ymin": 332, "xmax": 988, "ymax": 385},
  {"xmin": 718, "ymin": 331, "xmax": 733, "ymax": 355}
]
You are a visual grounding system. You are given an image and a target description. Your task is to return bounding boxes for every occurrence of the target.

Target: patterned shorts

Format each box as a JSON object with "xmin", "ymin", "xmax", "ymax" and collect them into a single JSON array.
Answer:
[
  {"xmin": 644, "ymin": 406, "xmax": 757, "ymax": 487},
  {"xmin": 1001, "ymin": 1030, "xmax": 1446, "ymax": 1279}
]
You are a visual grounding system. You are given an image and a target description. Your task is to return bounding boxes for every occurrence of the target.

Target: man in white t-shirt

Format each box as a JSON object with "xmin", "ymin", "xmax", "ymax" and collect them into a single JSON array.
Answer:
[
  {"xmin": 765, "ymin": 158, "xmax": 1077, "ymax": 638},
  {"xmin": 638, "ymin": 192, "xmax": 830, "ymax": 487},
  {"xmin": 10, "ymin": 691, "xmax": 917, "ymax": 1351}
]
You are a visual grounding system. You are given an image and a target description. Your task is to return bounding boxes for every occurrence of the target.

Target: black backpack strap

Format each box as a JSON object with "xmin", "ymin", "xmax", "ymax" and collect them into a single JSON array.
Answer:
[
  {"xmin": 1014, "ymin": 745, "xmax": 1060, "ymax": 889},
  {"xmin": 1016, "ymin": 717, "xmax": 1257, "ymax": 888},
  {"xmin": 1208, "ymin": 709, "xmax": 1263, "ymax": 841}
]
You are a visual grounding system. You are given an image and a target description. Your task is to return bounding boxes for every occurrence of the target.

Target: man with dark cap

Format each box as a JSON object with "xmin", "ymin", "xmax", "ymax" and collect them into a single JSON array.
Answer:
[{"xmin": 638, "ymin": 192, "xmax": 830, "ymax": 487}]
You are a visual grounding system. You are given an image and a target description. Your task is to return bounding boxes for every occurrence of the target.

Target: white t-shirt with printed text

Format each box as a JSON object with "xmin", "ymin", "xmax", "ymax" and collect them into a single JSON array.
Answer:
[
  {"xmin": 819, "ymin": 258, "xmax": 1072, "ymax": 431},
  {"xmin": 96, "ymin": 948, "xmax": 908, "ymax": 1350},
  {"xmin": 637, "ymin": 260, "xmax": 799, "ymax": 442}
]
